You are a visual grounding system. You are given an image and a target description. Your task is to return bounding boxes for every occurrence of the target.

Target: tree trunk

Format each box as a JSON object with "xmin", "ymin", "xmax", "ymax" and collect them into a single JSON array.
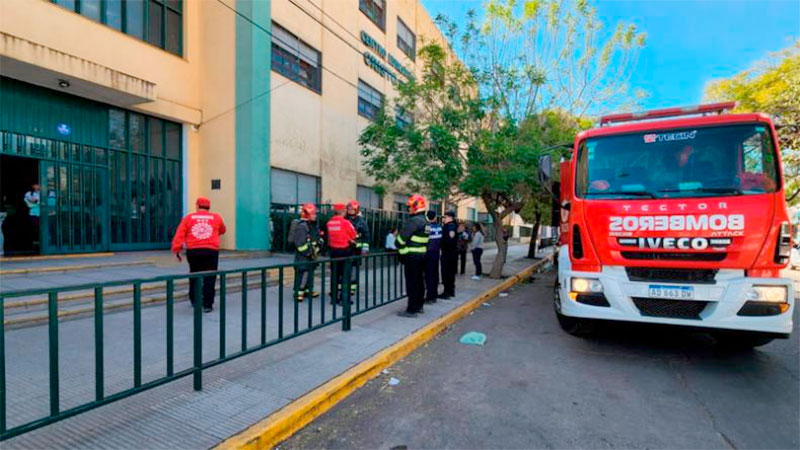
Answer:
[
  {"xmin": 527, "ymin": 211, "xmax": 542, "ymax": 259},
  {"xmin": 489, "ymin": 212, "xmax": 506, "ymax": 279}
]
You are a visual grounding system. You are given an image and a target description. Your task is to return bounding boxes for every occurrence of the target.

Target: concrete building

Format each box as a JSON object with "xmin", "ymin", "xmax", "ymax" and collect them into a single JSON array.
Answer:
[{"xmin": 0, "ymin": 0, "xmax": 488, "ymax": 256}]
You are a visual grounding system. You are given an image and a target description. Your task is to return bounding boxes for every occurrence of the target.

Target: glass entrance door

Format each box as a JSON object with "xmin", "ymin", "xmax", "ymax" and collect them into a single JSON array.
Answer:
[{"xmin": 40, "ymin": 161, "xmax": 109, "ymax": 254}]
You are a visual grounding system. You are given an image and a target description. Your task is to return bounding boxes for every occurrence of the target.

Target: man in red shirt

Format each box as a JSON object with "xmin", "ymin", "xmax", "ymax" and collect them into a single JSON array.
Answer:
[
  {"xmin": 171, "ymin": 197, "xmax": 227, "ymax": 312},
  {"xmin": 326, "ymin": 203, "xmax": 357, "ymax": 305}
]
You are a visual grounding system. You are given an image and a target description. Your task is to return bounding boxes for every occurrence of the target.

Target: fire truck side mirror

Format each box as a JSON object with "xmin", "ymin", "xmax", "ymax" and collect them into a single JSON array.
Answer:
[{"xmin": 538, "ymin": 154, "xmax": 553, "ymax": 188}]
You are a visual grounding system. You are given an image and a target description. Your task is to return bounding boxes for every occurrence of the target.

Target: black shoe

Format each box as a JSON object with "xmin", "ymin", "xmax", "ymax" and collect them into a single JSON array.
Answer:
[
  {"xmin": 424, "ymin": 299, "xmax": 437, "ymax": 304},
  {"xmin": 440, "ymin": 292, "xmax": 454, "ymax": 299},
  {"xmin": 417, "ymin": 308, "xmax": 425, "ymax": 314},
  {"xmin": 397, "ymin": 311, "xmax": 418, "ymax": 318},
  {"xmin": 203, "ymin": 307, "xmax": 213, "ymax": 313}
]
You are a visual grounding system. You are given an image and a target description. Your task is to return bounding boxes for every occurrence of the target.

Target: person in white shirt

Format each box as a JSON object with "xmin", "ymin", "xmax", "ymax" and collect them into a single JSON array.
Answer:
[
  {"xmin": 23, "ymin": 183, "xmax": 40, "ymax": 232},
  {"xmin": 470, "ymin": 223, "xmax": 485, "ymax": 280},
  {"xmin": 385, "ymin": 227, "xmax": 398, "ymax": 251}
]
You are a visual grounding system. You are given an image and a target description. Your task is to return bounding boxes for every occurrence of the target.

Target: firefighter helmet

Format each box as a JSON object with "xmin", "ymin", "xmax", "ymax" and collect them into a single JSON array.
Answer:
[
  {"xmin": 300, "ymin": 203, "xmax": 317, "ymax": 219},
  {"xmin": 407, "ymin": 194, "xmax": 427, "ymax": 214}
]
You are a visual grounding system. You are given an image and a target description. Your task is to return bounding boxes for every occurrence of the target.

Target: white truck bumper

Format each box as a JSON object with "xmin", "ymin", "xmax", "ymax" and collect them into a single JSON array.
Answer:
[{"xmin": 556, "ymin": 246, "xmax": 794, "ymax": 335}]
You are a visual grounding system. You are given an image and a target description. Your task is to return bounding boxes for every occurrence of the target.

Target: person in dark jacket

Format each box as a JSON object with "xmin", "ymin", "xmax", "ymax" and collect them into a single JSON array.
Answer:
[
  {"xmin": 456, "ymin": 221, "xmax": 470, "ymax": 275},
  {"xmin": 439, "ymin": 211, "xmax": 458, "ymax": 299},
  {"xmin": 346, "ymin": 200, "xmax": 369, "ymax": 298},
  {"xmin": 396, "ymin": 194, "xmax": 429, "ymax": 317},
  {"xmin": 424, "ymin": 210, "xmax": 442, "ymax": 304},
  {"xmin": 292, "ymin": 203, "xmax": 321, "ymax": 302}
]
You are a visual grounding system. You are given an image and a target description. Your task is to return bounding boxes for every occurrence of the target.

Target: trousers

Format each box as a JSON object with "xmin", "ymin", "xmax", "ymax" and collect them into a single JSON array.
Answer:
[
  {"xmin": 403, "ymin": 257, "xmax": 425, "ymax": 313},
  {"xmin": 329, "ymin": 248, "xmax": 352, "ymax": 303},
  {"xmin": 440, "ymin": 251, "xmax": 457, "ymax": 296},
  {"xmin": 187, "ymin": 248, "xmax": 219, "ymax": 308},
  {"xmin": 424, "ymin": 251, "xmax": 440, "ymax": 301}
]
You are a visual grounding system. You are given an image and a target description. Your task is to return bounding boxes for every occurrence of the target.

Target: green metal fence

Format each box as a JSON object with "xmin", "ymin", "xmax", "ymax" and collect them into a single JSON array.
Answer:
[
  {"xmin": 270, "ymin": 203, "xmax": 408, "ymax": 253},
  {"xmin": 270, "ymin": 203, "xmax": 504, "ymax": 253},
  {"xmin": 0, "ymin": 252, "xmax": 404, "ymax": 440}
]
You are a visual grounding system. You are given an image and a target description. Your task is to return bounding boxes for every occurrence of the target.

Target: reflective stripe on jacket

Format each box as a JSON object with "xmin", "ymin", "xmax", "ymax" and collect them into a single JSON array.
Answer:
[
  {"xmin": 397, "ymin": 213, "xmax": 429, "ymax": 256},
  {"xmin": 347, "ymin": 214, "xmax": 370, "ymax": 251}
]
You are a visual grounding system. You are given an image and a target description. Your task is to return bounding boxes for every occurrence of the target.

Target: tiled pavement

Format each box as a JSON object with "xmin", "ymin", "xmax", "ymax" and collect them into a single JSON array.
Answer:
[{"xmin": 3, "ymin": 244, "xmax": 549, "ymax": 449}]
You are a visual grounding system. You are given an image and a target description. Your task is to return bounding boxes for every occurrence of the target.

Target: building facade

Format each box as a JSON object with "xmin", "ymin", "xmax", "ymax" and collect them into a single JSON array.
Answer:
[{"xmin": 0, "ymin": 0, "xmax": 482, "ymax": 255}]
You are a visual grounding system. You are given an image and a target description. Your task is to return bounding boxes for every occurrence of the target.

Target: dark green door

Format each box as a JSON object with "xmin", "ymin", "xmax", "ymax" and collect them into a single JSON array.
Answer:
[{"xmin": 40, "ymin": 160, "xmax": 109, "ymax": 254}]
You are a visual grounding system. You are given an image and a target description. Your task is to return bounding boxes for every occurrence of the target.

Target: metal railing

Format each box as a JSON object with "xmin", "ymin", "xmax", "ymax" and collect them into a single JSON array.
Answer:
[
  {"xmin": 0, "ymin": 252, "xmax": 404, "ymax": 440},
  {"xmin": 270, "ymin": 203, "xmax": 409, "ymax": 253}
]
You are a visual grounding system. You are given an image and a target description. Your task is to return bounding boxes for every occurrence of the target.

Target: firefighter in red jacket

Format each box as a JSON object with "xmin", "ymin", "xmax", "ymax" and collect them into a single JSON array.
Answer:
[
  {"xmin": 327, "ymin": 203, "xmax": 357, "ymax": 305},
  {"xmin": 171, "ymin": 197, "xmax": 226, "ymax": 312}
]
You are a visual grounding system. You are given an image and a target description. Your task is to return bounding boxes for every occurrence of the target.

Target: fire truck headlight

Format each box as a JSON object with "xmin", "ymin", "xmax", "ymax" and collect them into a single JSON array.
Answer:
[
  {"xmin": 748, "ymin": 286, "xmax": 788, "ymax": 303},
  {"xmin": 571, "ymin": 278, "xmax": 603, "ymax": 293}
]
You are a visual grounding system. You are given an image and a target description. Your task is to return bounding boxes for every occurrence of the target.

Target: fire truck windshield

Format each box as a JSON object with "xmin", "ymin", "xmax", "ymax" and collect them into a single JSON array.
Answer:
[{"xmin": 576, "ymin": 124, "xmax": 780, "ymax": 199}]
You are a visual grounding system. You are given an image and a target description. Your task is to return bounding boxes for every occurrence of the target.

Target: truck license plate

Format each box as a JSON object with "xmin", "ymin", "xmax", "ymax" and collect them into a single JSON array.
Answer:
[{"xmin": 648, "ymin": 284, "xmax": 694, "ymax": 300}]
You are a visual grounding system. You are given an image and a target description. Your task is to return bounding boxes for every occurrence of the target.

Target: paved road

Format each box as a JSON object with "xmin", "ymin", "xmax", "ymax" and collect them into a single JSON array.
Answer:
[{"xmin": 283, "ymin": 271, "xmax": 799, "ymax": 450}]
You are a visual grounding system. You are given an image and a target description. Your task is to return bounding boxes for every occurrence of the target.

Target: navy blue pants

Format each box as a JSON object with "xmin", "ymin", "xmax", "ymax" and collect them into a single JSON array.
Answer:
[{"xmin": 425, "ymin": 252, "xmax": 440, "ymax": 301}]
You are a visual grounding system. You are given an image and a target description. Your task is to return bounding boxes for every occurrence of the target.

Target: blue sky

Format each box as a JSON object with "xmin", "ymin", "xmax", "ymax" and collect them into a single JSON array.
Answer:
[{"xmin": 420, "ymin": 0, "xmax": 799, "ymax": 110}]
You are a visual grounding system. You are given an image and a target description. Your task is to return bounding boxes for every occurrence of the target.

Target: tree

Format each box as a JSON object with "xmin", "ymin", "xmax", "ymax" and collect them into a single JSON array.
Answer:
[
  {"xmin": 705, "ymin": 41, "xmax": 800, "ymax": 205},
  {"xmin": 360, "ymin": 0, "xmax": 645, "ymax": 278}
]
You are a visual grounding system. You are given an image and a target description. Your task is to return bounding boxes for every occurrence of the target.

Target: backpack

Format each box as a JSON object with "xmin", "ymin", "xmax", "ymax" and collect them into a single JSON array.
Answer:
[{"xmin": 287, "ymin": 219, "xmax": 301, "ymax": 251}]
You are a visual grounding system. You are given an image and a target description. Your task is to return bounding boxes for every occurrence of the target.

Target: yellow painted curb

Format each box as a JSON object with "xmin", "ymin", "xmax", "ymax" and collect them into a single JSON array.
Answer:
[{"xmin": 216, "ymin": 255, "xmax": 553, "ymax": 450}]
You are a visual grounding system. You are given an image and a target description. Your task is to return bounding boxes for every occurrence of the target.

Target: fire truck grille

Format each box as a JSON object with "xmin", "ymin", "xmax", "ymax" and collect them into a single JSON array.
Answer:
[
  {"xmin": 632, "ymin": 298, "xmax": 708, "ymax": 320},
  {"xmin": 625, "ymin": 267, "xmax": 718, "ymax": 284},
  {"xmin": 621, "ymin": 252, "xmax": 727, "ymax": 262}
]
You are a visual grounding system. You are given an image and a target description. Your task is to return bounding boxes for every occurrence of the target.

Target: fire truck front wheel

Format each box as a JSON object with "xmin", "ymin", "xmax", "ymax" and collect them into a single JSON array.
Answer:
[
  {"xmin": 554, "ymin": 281, "xmax": 596, "ymax": 336},
  {"xmin": 713, "ymin": 330, "xmax": 775, "ymax": 350}
]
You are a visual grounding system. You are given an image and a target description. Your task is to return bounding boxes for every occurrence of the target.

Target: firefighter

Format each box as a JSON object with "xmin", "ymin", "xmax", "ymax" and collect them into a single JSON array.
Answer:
[
  {"xmin": 171, "ymin": 197, "xmax": 226, "ymax": 313},
  {"xmin": 346, "ymin": 200, "xmax": 370, "ymax": 298},
  {"xmin": 327, "ymin": 203, "xmax": 357, "ymax": 305},
  {"xmin": 439, "ymin": 210, "xmax": 458, "ymax": 299},
  {"xmin": 396, "ymin": 194, "xmax": 429, "ymax": 317},
  {"xmin": 424, "ymin": 209, "xmax": 442, "ymax": 304},
  {"xmin": 291, "ymin": 203, "xmax": 321, "ymax": 302}
]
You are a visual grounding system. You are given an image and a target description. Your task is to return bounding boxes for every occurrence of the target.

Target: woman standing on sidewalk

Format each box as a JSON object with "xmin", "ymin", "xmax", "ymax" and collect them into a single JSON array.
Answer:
[{"xmin": 470, "ymin": 223, "xmax": 484, "ymax": 280}]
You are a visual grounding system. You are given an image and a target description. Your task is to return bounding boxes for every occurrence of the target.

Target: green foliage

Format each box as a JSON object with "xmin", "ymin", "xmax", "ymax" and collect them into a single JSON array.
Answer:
[
  {"xmin": 360, "ymin": 0, "xmax": 645, "ymax": 275},
  {"xmin": 705, "ymin": 41, "xmax": 800, "ymax": 204}
]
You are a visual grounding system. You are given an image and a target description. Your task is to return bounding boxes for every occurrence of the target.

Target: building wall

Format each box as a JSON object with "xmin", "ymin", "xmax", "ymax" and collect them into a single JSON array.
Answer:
[
  {"xmin": 0, "ymin": 0, "xmax": 481, "ymax": 253},
  {"xmin": 269, "ymin": 0, "xmax": 451, "ymax": 206},
  {"xmin": 0, "ymin": 0, "xmax": 253, "ymax": 250}
]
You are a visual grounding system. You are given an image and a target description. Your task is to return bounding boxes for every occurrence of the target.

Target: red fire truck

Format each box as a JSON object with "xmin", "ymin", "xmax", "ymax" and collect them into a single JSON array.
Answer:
[{"xmin": 539, "ymin": 102, "xmax": 794, "ymax": 348}]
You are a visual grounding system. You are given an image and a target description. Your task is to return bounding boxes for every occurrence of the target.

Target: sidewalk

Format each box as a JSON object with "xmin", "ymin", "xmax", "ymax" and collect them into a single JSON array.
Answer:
[
  {"xmin": 3, "ymin": 244, "xmax": 549, "ymax": 449},
  {"xmin": 0, "ymin": 251, "xmax": 292, "ymax": 293}
]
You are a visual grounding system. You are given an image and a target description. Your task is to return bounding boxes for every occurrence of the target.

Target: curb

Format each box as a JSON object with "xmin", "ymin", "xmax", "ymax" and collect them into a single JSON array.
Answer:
[{"xmin": 216, "ymin": 255, "xmax": 553, "ymax": 450}]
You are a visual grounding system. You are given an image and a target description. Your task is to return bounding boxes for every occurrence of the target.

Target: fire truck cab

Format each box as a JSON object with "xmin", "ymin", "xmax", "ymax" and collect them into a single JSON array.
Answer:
[{"xmin": 540, "ymin": 102, "xmax": 794, "ymax": 348}]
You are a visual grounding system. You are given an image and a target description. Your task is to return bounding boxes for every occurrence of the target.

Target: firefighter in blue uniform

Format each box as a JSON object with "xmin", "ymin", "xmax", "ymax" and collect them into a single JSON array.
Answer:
[{"xmin": 424, "ymin": 209, "xmax": 442, "ymax": 304}]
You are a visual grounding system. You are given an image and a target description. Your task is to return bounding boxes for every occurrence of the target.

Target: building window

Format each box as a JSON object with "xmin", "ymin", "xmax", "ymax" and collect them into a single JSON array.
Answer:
[
  {"xmin": 107, "ymin": 108, "xmax": 183, "ymax": 246},
  {"xmin": 393, "ymin": 194, "xmax": 410, "ymax": 212},
  {"xmin": 430, "ymin": 201, "xmax": 442, "ymax": 216},
  {"xmin": 271, "ymin": 23, "xmax": 322, "ymax": 93},
  {"xmin": 51, "ymin": 0, "xmax": 182, "ymax": 55},
  {"xmin": 271, "ymin": 168, "xmax": 320, "ymax": 205},
  {"xmin": 358, "ymin": 80, "xmax": 384, "ymax": 121},
  {"xmin": 397, "ymin": 18, "xmax": 416, "ymax": 61},
  {"xmin": 359, "ymin": 0, "xmax": 385, "ymax": 31},
  {"xmin": 357, "ymin": 185, "xmax": 383, "ymax": 210},
  {"xmin": 395, "ymin": 105, "xmax": 412, "ymax": 129},
  {"xmin": 467, "ymin": 207, "xmax": 477, "ymax": 221}
]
